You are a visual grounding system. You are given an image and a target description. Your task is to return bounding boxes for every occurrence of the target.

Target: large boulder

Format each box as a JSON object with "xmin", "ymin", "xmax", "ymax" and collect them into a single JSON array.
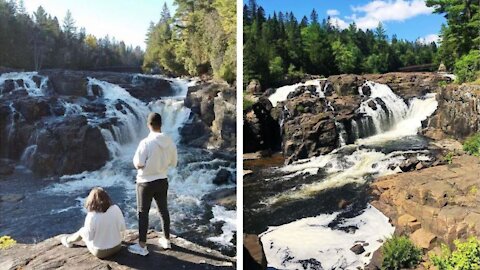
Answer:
[
  {"xmin": 29, "ymin": 115, "xmax": 109, "ymax": 176},
  {"xmin": 243, "ymin": 97, "xmax": 281, "ymax": 153},
  {"xmin": 182, "ymin": 81, "xmax": 236, "ymax": 150},
  {"xmin": 283, "ymin": 112, "xmax": 337, "ymax": 164},
  {"xmin": 40, "ymin": 70, "xmax": 88, "ymax": 96},
  {"xmin": 371, "ymin": 154, "xmax": 480, "ymax": 252}
]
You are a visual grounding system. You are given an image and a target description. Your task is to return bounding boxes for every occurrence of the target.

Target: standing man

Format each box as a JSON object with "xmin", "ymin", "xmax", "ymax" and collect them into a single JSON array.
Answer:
[{"xmin": 128, "ymin": 112, "xmax": 178, "ymax": 256}]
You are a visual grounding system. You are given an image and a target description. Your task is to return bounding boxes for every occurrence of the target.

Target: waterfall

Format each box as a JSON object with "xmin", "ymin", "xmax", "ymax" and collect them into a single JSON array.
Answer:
[
  {"xmin": 0, "ymin": 72, "xmax": 49, "ymax": 96},
  {"xmin": 268, "ymin": 79, "xmax": 326, "ymax": 107}
]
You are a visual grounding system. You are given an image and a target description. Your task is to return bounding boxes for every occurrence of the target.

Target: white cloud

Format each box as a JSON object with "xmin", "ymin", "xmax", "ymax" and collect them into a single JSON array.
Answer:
[
  {"xmin": 349, "ymin": 0, "xmax": 434, "ymax": 30},
  {"xmin": 417, "ymin": 34, "xmax": 440, "ymax": 44},
  {"xmin": 327, "ymin": 9, "xmax": 340, "ymax": 16},
  {"xmin": 329, "ymin": 17, "xmax": 350, "ymax": 29}
]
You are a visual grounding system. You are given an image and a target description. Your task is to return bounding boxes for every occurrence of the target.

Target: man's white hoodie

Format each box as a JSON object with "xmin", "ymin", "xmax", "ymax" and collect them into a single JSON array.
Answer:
[{"xmin": 133, "ymin": 132, "xmax": 177, "ymax": 183}]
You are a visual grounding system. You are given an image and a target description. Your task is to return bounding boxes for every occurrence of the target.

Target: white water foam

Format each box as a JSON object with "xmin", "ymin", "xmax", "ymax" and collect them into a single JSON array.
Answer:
[
  {"xmin": 260, "ymin": 204, "xmax": 394, "ymax": 270},
  {"xmin": 0, "ymin": 72, "xmax": 49, "ymax": 96},
  {"xmin": 268, "ymin": 79, "xmax": 325, "ymax": 107},
  {"xmin": 207, "ymin": 205, "xmax": 237, "ymax": 247},
  {"xmin": 357, "ymin": 93, "xmax": 438, "ymax": 144}
]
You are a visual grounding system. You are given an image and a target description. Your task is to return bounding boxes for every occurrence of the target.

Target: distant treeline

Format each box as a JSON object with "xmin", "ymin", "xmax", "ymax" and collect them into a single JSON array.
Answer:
[
  {"xmin": 243, "ymin": 0, "xmax": 439, "ymax": 89},
  {"xmin": 143, "ymin": 0, "xmax": 236, "ymax": 83},
  {"xmin": 426, "ymin": 0, "xmax": 479, "ymax": 83},
  {"xmin": 0, "ymin": 0, "xmax": 143, "ymax": 71}
]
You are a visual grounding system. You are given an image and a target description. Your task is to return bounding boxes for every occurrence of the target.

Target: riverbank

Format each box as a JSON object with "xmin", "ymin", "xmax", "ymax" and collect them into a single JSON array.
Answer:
[
  {"xmin": 368, "ymin": 151, "xmax": 480, "ymax": 269},
  {"xmin": 0, "ymin": 230, "xmax": 235, "ymax": 270}
]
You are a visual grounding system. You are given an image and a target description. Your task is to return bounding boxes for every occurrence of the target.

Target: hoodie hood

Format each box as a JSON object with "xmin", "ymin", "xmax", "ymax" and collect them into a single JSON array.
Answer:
[{"xmin": 148, "ymin": 132, "xmax": 172, "ymax": 148}]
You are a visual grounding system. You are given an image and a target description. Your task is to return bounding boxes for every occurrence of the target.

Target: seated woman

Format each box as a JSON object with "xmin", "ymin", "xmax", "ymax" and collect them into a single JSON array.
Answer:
[{"xmin": 61, "ymin": 187, "xmax": 126, "ymax": 259}]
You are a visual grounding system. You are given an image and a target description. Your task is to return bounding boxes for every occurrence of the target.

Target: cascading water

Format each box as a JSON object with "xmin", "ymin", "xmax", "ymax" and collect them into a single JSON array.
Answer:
[
  {"xmin": 0, "ymin": 72, "xmax": 236, "ymax": 254},
  {"xmin": 249, "ymin": 80, "xmax": 439, "ymax": 269}
]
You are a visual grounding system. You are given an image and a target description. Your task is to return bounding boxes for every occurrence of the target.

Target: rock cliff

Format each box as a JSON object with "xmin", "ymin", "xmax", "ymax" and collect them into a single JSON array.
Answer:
[
  {"xmin": 423, "ymin": 84, "xmax": 480, "ymax": 140},
  {"xmin": 181, "ymin": 81, "xmax": 236, "ymax": 151}
]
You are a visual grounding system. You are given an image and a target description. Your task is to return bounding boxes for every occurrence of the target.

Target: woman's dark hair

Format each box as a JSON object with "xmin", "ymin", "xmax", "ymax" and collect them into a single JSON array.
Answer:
[{"xmin": 84, "ymin": 187, "xmax": 112, "ymax": 213}]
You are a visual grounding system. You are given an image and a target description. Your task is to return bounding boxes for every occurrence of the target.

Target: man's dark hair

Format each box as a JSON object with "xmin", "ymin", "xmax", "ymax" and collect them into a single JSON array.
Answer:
[{"xmin": 148, "ymin": 112, "xmax": 162, "ymax": 130}]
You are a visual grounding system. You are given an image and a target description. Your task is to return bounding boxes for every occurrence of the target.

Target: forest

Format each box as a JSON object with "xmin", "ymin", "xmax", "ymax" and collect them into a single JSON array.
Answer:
[
  {"xmin": 0, "ymin": 0, "xmax": 143, "ymax": 71},
  {"xmin": 143, "ymin": 0, "xmax": 236, "ymax": 83},
  {"xmin": 244, "ymin": 0, "xmax": 479, "ymax": 89}
]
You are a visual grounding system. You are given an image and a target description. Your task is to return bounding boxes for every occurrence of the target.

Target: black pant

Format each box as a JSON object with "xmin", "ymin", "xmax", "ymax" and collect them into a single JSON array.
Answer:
[{"xmin": 136, "ymin": 179, "xmax": 170, "ymax": 243}]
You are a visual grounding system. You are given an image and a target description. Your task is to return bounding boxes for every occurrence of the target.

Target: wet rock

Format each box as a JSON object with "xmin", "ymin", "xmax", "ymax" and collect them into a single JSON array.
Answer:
[
  {"xmin": 350, "ymin": 244, "xmax": 365, "ymax": 255},
  {"xmin": 399, "ymin": 157, "xmax": 419, "ymax": 172},
  {"xmin": 30, "ymin": 115, "xmax": 109, "ymax": 177},
  {"xmin": 244, "ymin": 97, "xmax": 281, "ymax": 153},
  {"xmin": 283, "ymin": 112, "xmax": 338, "ymax": 163},
  {"xmin": 0, "ymin": 193, "xmax": 24, "ymax": 202},
  {"xmin": 328, "ymin": 72, "xmax": 448, "ymax": 99},
  {"xmin": 90, "ymin": 84, "xmax": 103, "ymax": 96},
  {"xmin": 128, "ymin": 76, "xmax": 175, "ymax": 101},
  {"xmin": 12, "ymin": 97, "xmax": 51, "ymax": 122},
  {"xmin": 367, "ymin": 100, "xmax": 377, "ymax": 110},
  {"xmin": 213, "ymin": 168, "xmax": 232, "ymax": 185},
  {"xmin": 1, "ymin": 79, "xmax": 15, "ymax": 94},
  {"xmin": 203, "ymin": 187, "xmax": 236, "ymax": 210},
  {"xmin": 0, "ymin": 159, "xmax": 15, "ymax": 175},
  {"xmin": 361, "ymin": 84, "xmax": 371, "ymax": 96},
  {"xmin": 286, "ymin": 85, "xmax": 317, "ymax": 99},
  {"xmin": 32, "ymin": 75, "xmax": 43, "ymax": 88},
  {"xmin": 41, "ymin": 69, "xmax": 88, "ymax": 96}
]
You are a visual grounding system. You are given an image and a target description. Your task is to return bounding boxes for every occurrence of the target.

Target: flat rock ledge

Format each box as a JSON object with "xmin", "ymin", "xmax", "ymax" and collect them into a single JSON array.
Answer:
[
  {"xmin": 370, "ymin": 154, "xmax": 480, "ymax": 264},
  {"xmin": 0, "ymin": 230, "xmax": 235, "ymax": 270}
]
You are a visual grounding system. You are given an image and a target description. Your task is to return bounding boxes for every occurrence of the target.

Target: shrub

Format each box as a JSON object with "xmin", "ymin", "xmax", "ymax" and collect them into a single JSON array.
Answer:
[
  {"xmin": 463, "ymin": 133, "xmax": 480, "ymax": 156},
  {"xmin": 455, "ymin": 50, "xmax": 480, "ymax": 84},
  {"xmin": 382, "ymin": 236, "xmax": 423, "ymax": 270},
  {"xmin": 431, "ymin": 237, "xmax": 480, "ymax": 270},
  {"xmin": 296, "ymin": 105, "xmax": 305, "ymax": 113},
  {"xmin": 243, "ymin": 91, "xmax": 255, "ymax": 111},
  {"xmin": 443, "ymin": 152, "xmax": 454, "ymax": 164},
  {"xmin": 0, "ymin": 235, "xmax": 16, "ymax": 249}
]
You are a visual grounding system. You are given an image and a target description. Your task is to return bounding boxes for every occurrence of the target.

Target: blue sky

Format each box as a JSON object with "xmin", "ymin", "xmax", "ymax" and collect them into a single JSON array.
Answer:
[
  {"xmin": 246, "ymin": 0, "xmax": 446, "ymax": 43},
  {"xmin": 22, "ymin": 0, "xmax": 176, "ymax": 49}
]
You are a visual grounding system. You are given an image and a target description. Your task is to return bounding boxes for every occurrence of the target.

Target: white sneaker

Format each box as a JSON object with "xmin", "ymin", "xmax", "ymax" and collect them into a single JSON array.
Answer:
[
  {"xmin": 128, "ymin": 243, "xmax": 149, "ymax": 256},
  {"xmin": 61, "ymin": 236, "xmax": 73, "ymax": 248},
  {"xmin": 158, "ymin": 237, "xmax": 171, "ymax": 249}
]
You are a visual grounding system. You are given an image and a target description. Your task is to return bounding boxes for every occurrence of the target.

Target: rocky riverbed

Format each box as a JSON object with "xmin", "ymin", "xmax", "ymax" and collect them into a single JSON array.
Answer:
[{"xmin": 244, "ymin": 72, "xmax": 480, "ymax": 269}]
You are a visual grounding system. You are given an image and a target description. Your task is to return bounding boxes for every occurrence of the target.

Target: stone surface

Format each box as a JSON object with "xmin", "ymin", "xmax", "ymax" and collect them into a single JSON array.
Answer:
[
  {"xmin": 0, "ymin": 230, "xmax": 235, "ymax": 270},
  {"xmin": 371, "ymin": 154, "xmax": 480, "ymax": 251},
  {"xmin": 423, "ymin": 84, "xmax": 480, "ymax": 140},
  {"xmin": 243, "ymin": 234, "xmax": 267, "ymax": 270},
  {"xmin": 28, "ymin": 115, "xmax": 110, "ymax": 177},
  {"xmin": 350, "ymin": 244, "xmax": 366, "ymax": 255},
  {"xmin": 328, "ymin": 72, "xmax": 449, "ymax": 99},
  {"xmin": 243, "ymin": 97, "xmax": 281, "ymax": 153},
  {"xmin": 182, "ymin": 81, "xmax": 236, "ymax": 151},
  {"xmin": 246, "ymin": 80, "xmax": 261, "ymax": 94},
  {"xmin": 410, "ymin": 229, "xmax": 437, "ymax": 249},
  {"xmin": 213, "ymin": 169, "xmax": 233, "ymax": 185}
]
